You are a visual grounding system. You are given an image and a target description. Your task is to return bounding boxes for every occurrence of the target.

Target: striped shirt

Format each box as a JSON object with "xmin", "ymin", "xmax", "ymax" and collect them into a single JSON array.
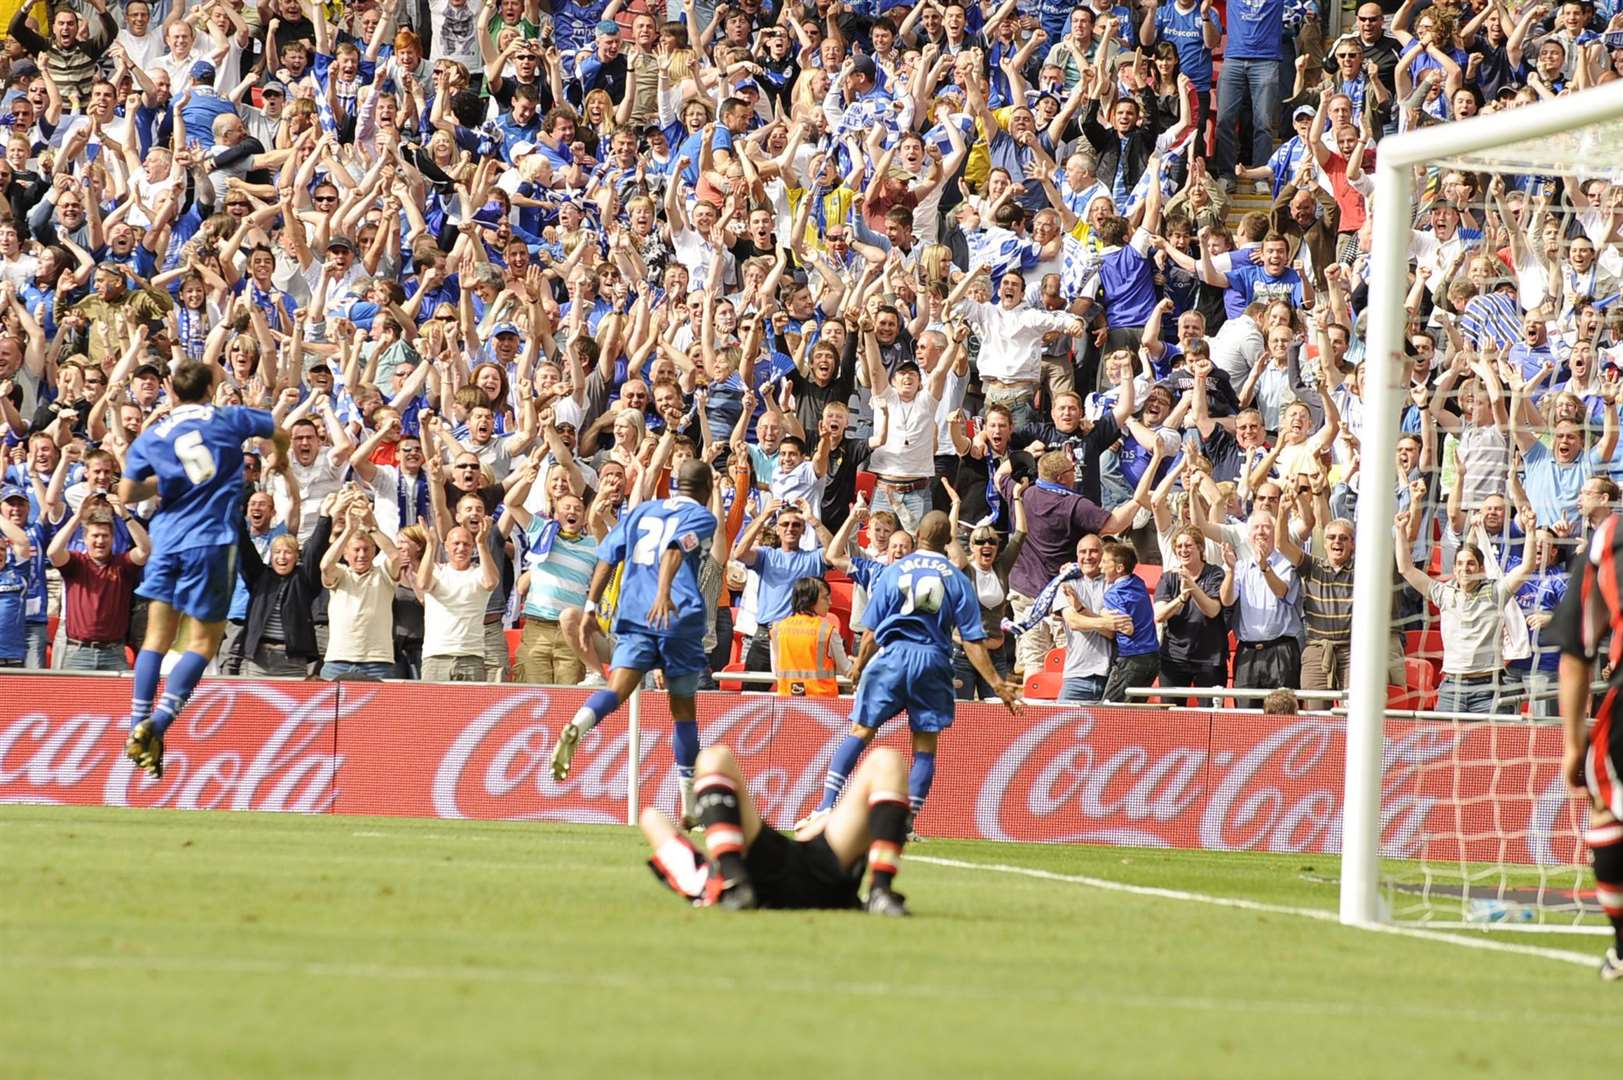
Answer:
[
  {"xmin": 1459, "ymin": 291, "xmax": 1522, "ymax": 352},
  {"xmin": 1300, "ymin": 556, "xmax": 1355, "ymax": 644},
  {"xmin": 1456, "ymin": 425, "xmax": 1513, "ymax": 510},
  {"xmin": 522, "ymin": 527, "xmax": 598, "ymax": 621}
]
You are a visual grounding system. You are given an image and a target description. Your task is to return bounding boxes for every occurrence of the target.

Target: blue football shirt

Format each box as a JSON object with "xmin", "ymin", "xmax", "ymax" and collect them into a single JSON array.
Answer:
[
  {"xmin": 598, "ymin": 496, "xmax": 717, "ymax": 639},
  {"xmin": 864, "ymin": 551, "xmax": 986, "ymax": 653},
  {"xmin": 124, "ymin": 404, "xmax": 276, "ymax": 552}
]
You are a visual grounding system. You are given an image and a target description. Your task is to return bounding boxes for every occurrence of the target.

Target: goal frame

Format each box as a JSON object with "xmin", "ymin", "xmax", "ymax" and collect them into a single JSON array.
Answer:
[{"xmin": 1343, "ymin": 79, "xmax": 1623, "ymax": 927}]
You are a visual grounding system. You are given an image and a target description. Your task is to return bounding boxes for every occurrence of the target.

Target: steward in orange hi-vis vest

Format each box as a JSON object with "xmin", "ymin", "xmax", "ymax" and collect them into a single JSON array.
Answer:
[{"xmin": 772, "ymin": 613, "xmax": 840, "ymax": 696}]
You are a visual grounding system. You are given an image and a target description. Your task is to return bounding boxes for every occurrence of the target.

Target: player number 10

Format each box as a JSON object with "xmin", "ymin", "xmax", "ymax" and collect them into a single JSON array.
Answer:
[{"xmin": 895, "ymin": 572, "xmax": 945, "ymax": 615}]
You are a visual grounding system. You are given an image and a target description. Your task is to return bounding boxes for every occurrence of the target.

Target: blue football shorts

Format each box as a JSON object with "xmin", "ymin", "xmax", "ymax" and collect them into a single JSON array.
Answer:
[
  {"xmin": 611, "ymin": 627, "xmax": 708, "ymax": 695},
  {"xmin": 136, "ymin": 543, "xmax": 237, "ymax": 624},
  {"xmin": 850, "ymin": 642, "xmax": 957, "ymax": 733}
]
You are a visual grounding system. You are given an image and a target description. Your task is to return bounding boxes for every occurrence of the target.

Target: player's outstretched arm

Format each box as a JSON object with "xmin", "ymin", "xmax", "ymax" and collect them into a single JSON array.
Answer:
[{"xmin": 963, "ymin": 638, "xmax": 1021, "ymax": 715}]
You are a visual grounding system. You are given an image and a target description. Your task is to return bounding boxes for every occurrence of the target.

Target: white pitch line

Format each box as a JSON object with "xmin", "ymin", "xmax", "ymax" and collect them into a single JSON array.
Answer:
[{"xmin": 911, "ymin": 855, "xmax": 1598, "ymax": 969}]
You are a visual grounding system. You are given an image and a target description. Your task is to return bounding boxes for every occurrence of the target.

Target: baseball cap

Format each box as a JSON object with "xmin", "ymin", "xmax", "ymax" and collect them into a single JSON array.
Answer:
[
  {"xmin": 1293, "ymin": 105, "xmax": 1316, "ymax": 120},
  {"xmin": 190, "ymin": 60, "xmax": 216, "ymax": 82},
  {"xmin": 260, "ymin": 78, "xmax": 287, "ymax": 97},
  {"xmin": 0, "ymin": 484, "xmax": 27, "ymax": 503},
  {"xmin": 510, "ymin": 139, "xmax": 536, "ymax": 159},
  {"xmin": 1430, "ymin": 199, "xmax": 1460, "ymax": 213},
  {"xmin": 326, "ymin": 234, "xmax": 356, "ymax": 251},
  {"xmin": 851, "ymin": 55, "xmax": 877, "ymax": 79},
  {"xmin": 132, "ymin": 363, "xmax": 163, "ymax": 381},
  {"xmin": 595, "ymin": 19, "xmax": 621, "ymax": 35},
  {"xmin": 336, "ymin": 300, "xmax": 380, "ymax": 329},
  {"xmin": 490, "ymin": 322, "xmax": 522, "ymax": 337}
]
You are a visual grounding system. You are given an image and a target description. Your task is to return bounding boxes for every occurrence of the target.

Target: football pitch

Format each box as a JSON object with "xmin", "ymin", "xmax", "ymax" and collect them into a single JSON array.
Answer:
[{"xmin": 0, "ymin": 806, "xmax": 1610, "ymax": 1078}]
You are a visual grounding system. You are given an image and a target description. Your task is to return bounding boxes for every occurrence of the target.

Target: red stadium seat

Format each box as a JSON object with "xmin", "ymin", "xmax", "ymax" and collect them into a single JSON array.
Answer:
[
  {"xmin": 828, "ymin": 580, "xmax": 855, "ymax": 646},
  {"xmin": 1023, "ymin": 671, "xmax": 1063, "ymax": 700},
  {"xmin": 855, "ymin": 471, "xmax": 877, "ymax": 504},
  {"xmin": 718, "ymin": 662, "xmax": 749, "ymax": 693},
  {"xmin": 728, "ymin": 630, "xmax": 745, "ymax": 667},
  {"xmin": 1404, "ymin": 659, "xmax": 1440, "ymax": 712},
  {"xmin": 505, "ymin": 627, "xmax": 522, "ymax": 668},
  {"xmin": 1136, "ymin": 563, "xmax": 1161, "ymax": 595},
  {"xmin": 45, "ymin": 615, "xmax": 57, "ymax": 667},
  {"xmin": 1043, "ymin": 648, "xmax": 1065, "ymax": 673}
]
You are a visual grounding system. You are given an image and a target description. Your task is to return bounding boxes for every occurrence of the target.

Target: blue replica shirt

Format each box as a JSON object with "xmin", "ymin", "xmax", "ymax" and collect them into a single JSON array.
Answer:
[
  {"xmin": 1225, "ymin": 0, "xmax": 1284, "ymax": 59},
  {"xmin": 1511, "ymin": 568, "xmax": 1567, "ymax": 674},
  {"xmin": 124, "ymin": 405, "xmax": 275, "ymax": 552},
  {"xmin": 0, "ymin": 544, "xmax": 33, "ymax": 661},
  {"xmin": 1224, "ymin": 262, "xmax": 1305, "ymax": 308},
  {"xmin": 1520, "ymin": 439, "xmax": 1600, "ymax": 530},
  {"xmin": 864, "ymin": 551, "xmax": 985, "ymax": 652},
  {"xmin": 599, "ymin": 495, "xmax": 717, "ymax": 639},
  {"xmin": 1103, "ymin": 573, "xmax": 1158, "ymax": 657},
  {"xmin": 1155, "ymin": 1, "xmax": 1220, "ymax": 90},
  {"xmin": 753, "ymin": 545, "xmax": 828, "ymax": 625},
  {"xmin": 676, "ymin": 126, "xmax": 734, "ymax": 187}
]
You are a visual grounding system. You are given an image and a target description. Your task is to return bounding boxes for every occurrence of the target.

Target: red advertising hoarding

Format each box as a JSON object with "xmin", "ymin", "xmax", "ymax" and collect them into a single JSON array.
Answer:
[{"xmin": 0, "ymin": 676, "xmax": 1588, "ymax": 866}]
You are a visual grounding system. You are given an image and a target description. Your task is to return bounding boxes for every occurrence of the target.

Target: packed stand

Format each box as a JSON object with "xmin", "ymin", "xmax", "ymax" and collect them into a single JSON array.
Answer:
[{"xmin": 0, "ymin": 0, "xmax": 1609, "ymax": 716}]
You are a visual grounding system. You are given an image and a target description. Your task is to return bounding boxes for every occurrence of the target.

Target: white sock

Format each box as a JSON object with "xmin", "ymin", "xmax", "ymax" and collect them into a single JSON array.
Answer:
[
  {"xmin": 570, "ymin": 705, "xmax": 601, "ymax": 736},
  {"xmin": 680, "ymin": 776, "xmax": 696, "ymax": 822}
]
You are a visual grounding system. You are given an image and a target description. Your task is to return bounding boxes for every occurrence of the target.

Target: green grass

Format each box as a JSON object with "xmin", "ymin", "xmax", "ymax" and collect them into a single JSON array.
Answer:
[{"xmin": 0, "ymin": 806, "xmax": 1610, "ymax": 1079}]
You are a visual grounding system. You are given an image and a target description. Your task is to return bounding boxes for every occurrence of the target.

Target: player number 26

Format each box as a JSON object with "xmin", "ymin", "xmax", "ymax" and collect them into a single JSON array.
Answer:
[
  {"xmin": 174, "ymin": 430, "xmax": 218, "ymax": 485},
  {"xmin": 896, "ymin": 572, "xmax": 944, "ymax": 615}
]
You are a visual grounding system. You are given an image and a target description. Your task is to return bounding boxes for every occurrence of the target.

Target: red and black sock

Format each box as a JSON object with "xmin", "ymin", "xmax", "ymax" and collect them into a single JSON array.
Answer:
[
  {"xmin": 696, "ymin": 773, "xmax": 747, "ymax": 882},
  {"xmin": 1590, "ymin": 823, "xmax": 1623, "ymax": 954},
  {"xmin": 867, "ymin": 789, "xmax": 909, "ymax": 894}
]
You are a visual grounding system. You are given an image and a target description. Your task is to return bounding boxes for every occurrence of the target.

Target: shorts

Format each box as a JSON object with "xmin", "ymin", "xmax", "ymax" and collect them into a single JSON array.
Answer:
[
  {"xmin": 136, "ymin": 543, "xmax": 237, "ymax": 624},
  {"xmin": 611, "ymin": 627, "xmax": 707, "ymax": 694},
  {"xmin": 744, "ymin": 827, "xmax": 864, "ymax": 910},
  {"xmin": 1586, "ymin": 697, "xmax": 1623, "ymax": 821},
  {"xmin": 851, "ymin": 642, "xmax": 957, "ymax": 733}
]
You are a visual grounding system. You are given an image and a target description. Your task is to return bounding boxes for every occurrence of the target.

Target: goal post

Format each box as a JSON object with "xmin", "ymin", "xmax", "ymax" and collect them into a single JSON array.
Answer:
[{"xmin": 1342, "ymin": 79, "xmax": 1623, "ymax": 929}]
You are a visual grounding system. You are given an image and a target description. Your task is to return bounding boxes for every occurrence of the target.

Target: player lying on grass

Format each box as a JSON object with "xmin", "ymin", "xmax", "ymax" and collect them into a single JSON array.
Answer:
[{"xmin": 642, "ymin": 743, "xmax": 912, "ymax": 916}]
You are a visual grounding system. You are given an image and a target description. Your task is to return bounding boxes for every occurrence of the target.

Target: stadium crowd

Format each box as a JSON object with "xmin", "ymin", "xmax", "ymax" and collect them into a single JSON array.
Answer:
[{"xmin": 0, "ymin": 0, "xmax": 1612, "ymax": 716}]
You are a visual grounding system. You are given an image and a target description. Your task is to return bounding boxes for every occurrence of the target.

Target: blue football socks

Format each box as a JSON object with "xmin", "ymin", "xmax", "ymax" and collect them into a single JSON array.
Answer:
[
  {"xmin": 908, "ymin": 750, "xmax": 937, "ymax": 819},
  {"xmin": 150, "ymin": 651, "xmax": 210, "ymax": 735},
  {"xmin": 817, "ymin": 734, "xmax": 868, "ymax": 811},
  {"xmin": 129, "ymin": 649, "xmax": 164, "ymax": 728}
]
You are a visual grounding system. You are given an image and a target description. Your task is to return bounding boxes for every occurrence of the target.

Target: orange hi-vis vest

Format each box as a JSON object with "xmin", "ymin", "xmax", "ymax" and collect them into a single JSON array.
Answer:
[{"xmin": 772, "ymin": 613, "xmax": 840, "ymax": 697}]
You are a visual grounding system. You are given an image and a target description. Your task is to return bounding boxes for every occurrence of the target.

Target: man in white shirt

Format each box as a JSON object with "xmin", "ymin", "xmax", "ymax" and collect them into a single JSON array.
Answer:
[
  {"xmin": 416, "ymin": 520, "xmax": 498, "ymax": 682},
  {"xmin": 318, "ymin": 499, "xmax": 403, "ymax": 681},
  {"xmin": 114, "ymin": 0, "xmax": 165, "ymax": 72},
  {"xmin": 860, "ymin": 314, "xmax": 959, "ymax": 527},
  {"xmin": 275, "ymin": 402, "xmax": 355, "ymax": 543},
  {"xmin": 951, "ymin": 267, "xmax": 1085, "ymax": 430}
]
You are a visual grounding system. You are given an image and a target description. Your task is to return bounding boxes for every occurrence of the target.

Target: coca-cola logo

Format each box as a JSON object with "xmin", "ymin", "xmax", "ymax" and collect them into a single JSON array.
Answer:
[{"xmin": 0, "ymin": 681, "xmax": 343, "ymax": 813}]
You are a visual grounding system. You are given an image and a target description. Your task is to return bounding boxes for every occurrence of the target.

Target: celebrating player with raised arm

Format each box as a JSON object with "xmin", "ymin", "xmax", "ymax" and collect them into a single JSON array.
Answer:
[
  {"xmin": 550, "ymin": 460, "xmax": 718, "ymax": 823},
  {"xmin": 120, "ymin": 362, "xmax": 290, "ymax": 778},
  {"xmin": 802, "ymin": 510, "xmax": 1021, "ymax": 836}
]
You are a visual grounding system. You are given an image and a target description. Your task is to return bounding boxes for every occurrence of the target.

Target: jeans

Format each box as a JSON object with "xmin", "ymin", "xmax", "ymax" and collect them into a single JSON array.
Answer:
[
  {"xmin": 1435, "ymin": 676, "xmax": 1498, "ymax": 717},
  {"xmin": 61, "ymin": 641, "xmax": 129, "ymax": 672},
  {"xmin": 1059, "ymin": 674, "xmax": 1106, "ymax": 702},
  {"xmin": 952, "ymin": 639, "xmax": 1011, "ymax": 701},
  {"xmin": 1215, "ymin": 58, "xmax": 1282, "ymax": 176},
  {"xmin": 23, "ymin": 621, "xmax": 46, "ymax": 669},
  {"xmin": 869, "ymin": 483, "xmax": 931, "ymax": 532},
  {"xmin": 321, "ymin": 660, "xmax": 396, "ymax": 681}
]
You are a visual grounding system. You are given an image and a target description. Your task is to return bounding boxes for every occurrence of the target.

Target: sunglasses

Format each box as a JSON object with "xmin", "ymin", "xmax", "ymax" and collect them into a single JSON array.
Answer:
[{"xmin": 974, "ymin": 538, "xmax": 998, "ymax": 547}]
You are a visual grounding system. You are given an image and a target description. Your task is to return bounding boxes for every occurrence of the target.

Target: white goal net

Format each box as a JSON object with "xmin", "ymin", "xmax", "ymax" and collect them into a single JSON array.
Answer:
[{"xmin": 1343, "ymin": 80, "xmax": 1623, "ymax": 934}]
